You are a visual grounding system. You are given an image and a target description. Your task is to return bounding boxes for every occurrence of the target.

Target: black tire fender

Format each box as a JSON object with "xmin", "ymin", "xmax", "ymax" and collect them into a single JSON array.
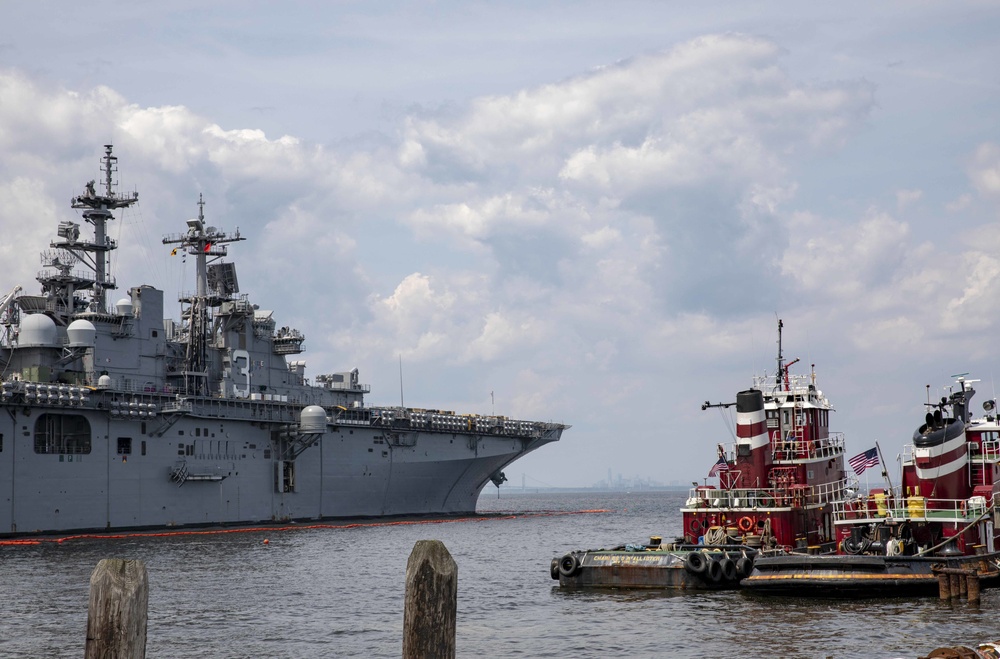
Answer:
[
  {"xmin": 558, "ymin": 553, "xmax": 580, "ymax": 577},
  {"xmin": 736, "ymin": 556, "xmax": 753, "ymax": 579},
  {"xmin": 685, "ymin": 551, "xmax": 708, "ymax": 575},
  {"xmin": 720, "ymin": 558, "xmax": 738, "ymax": 582},
  {"xmin": 550, "ymin": 557, "xmax": 561, "ymax": 580},
  {"xmin": 706, "ymin": 557, "xmax": 723, "ymax": 583}
]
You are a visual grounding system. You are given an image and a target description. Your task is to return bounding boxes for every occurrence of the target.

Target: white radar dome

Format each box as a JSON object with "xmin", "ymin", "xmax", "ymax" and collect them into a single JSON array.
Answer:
[
  {"xmin": 19, "ymin": 314, "xmax": 58, "ymax": 347},
  {"xmin": 300, "ymin": 405, "xmax": 328, "ymax": 433},
  {"xmin": 97, "ymin": 374, "xmax": 112, "ymax": 389},
  {"xmin": 67, "ymin": 319, "xmax": 97, "ymax": 347},
  {"xmin": 115, "ymin": 298, "xmax": 134, "ymax": 316}
]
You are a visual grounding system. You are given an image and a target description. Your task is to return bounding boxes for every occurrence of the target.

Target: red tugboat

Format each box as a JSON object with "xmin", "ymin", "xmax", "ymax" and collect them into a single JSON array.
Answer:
[
  {"xmin": 743, "ymin": 376, "xmax": 1000, "ymax": 596},
  {"xmin": 681, "ymin": 319, "xmax": 848, "ymax": 554},
  {"xmin": 550, "ymin": 320, "xmax": 840, "ymax": 590}
]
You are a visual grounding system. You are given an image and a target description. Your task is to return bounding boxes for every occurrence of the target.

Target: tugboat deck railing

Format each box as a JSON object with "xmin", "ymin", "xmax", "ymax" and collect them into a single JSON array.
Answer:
[
  {"xmin": 971, "ymin": 439, "xmax": 1000, "ymax": 461},
  {"xmin": 832, "ymin": 493, "xmax": 994, "ymax": 525},
  {"xmin": 751, "ymin": 374, "xmax": 823, "ymax": 401},
  {"xmin": 769, "ymin": 432, "xmax": 845, "ymax": 462},
  {"xmin": 685, "ymin": 479, "xmax": 850, "ymax": 510}
]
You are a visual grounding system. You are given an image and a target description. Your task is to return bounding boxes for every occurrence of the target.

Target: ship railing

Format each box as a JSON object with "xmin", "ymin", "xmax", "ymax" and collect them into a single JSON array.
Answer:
[
  {"xmin": 808, "ymin": 479, "xmax": 852, "ymax": 505},
  {"xmin": 685, "ymin": 480, "xmax": 850, "ymax": 510},
  {"xmin": 36, "ymin": 268, "xmax": 110, "ymax": 289},
  {"xmin": 160, "ymin": 398, "xmax": 193, "ymax": 414},
  {"xmin": 332, "ymin": 408, "xmax": 373, "ymax": 426},
  {"xmin": 832, "ymin": 492, "xmax": 995, "ymax": 524},
  {"xmin": 369, "ymin": 408, "xmax": 551, "ymax": 437},
  {"xmin": 752, "ymin": 373, "xmax": 814, "ymax": 394},
  {"xmin": 770, "ymin": 432, "xmax": 845, "ymax": 461},
  {"xmin": 971, "ymin": 439, "xmax": 1000, "ymax": 461},
  {"xmin": 322, "ymin": 382, "xmax": 371, "ymax": 393}
]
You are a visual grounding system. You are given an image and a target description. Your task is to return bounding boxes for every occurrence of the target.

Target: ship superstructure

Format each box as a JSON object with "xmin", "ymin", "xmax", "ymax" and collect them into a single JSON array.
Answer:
[
  {"xmin": 0, "ymin": 145, "xmax": 567, "ymax": 536},
  {"xmin": 830, "ymin": 376, "xmax": 1000, "ymax": 555},
  {"xmin": 681, "ymin": 320, "xmax": 849, "ymax": 552}
]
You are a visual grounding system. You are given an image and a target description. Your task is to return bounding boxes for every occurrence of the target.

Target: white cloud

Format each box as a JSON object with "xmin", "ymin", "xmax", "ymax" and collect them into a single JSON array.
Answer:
[
  {"xmin": 780, "ymin": 209, "xmax": 910, "ymax": 300},
  {"xmin": 896, "ymin": 188, "xmax": 923, "ymax": 210},
  {"xmin": 970, "ymin": 143, "xmax": 1000, "ymax": 197},
  {"xmin": 947, "ymin": 193, "xmax": 973, "ymax": 212},
  {"xmin": 403, "ymin": 33, "xmax": 873, "ymax": 197},
  {"xmin": 0, "ymin": 177, "xmax": 62, "ymax": 282},
  {"xmin": 942, "ymin": 252, "xmax": 1000, "ymax": 331}
]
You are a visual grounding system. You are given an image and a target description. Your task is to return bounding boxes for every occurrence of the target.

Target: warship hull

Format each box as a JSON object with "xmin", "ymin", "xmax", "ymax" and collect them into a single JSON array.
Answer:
[{"xmin": 0, "ymin": 407, "xmax": 557, "ymax": 535}]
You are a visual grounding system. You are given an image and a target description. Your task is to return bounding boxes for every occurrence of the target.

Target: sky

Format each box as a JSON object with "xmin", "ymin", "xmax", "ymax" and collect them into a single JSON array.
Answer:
[{"xmin": 2, "ymin": 1, "xmax": 1000, "ymax": 489}]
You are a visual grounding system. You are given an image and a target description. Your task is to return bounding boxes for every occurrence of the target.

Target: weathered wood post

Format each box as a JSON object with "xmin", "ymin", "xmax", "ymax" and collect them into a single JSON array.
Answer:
[
  {"xmin": 402, "ymin": 540, "xmax": 457, "ymax": 659},
  {"xmin": 85, "ymin": 558, "xmax": 148, "ymax": 659},
  {"xmin": 967, "ymin": 572, "xmax": 981, "ymax": 604},
  {"xmin": 937, "ymin": 570, "xmax": 951, "ymax": 600}
]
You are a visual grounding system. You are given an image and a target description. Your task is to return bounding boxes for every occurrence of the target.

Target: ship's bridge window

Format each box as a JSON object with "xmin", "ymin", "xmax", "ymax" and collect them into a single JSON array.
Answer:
[{"xmin": 34, "ymin": 414, "xmax": 91, "ymax": 455}]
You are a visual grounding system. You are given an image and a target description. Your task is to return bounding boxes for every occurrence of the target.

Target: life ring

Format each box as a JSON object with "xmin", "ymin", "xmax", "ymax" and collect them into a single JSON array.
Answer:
[
  {"xmin": 738, "ymin": 516, "xmax": 754, "ymax": 533},
  {"xmin": 558, "ymin": 553, "xmax": 580, "ymax": 577},
  {"xmin": 720, "ymin": 558, "xmax": 738, "ymax": 582},
  {"xmin": 685, "ymin": 551, "xmax": 708, "ymax": 575}
]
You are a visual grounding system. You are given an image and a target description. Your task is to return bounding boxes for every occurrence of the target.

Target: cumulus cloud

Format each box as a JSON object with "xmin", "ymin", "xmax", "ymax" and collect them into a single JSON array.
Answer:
[
  {"xmin": 404, "ymin": 34, "xmax": 873, "ymax": 199},
  {"xmin": 780, "ymin": 209, "xmax": 911, "ymax": 300},
  {"xmin": 969, "ymin": 143, "xmax": 1000, "ymax": 198}
]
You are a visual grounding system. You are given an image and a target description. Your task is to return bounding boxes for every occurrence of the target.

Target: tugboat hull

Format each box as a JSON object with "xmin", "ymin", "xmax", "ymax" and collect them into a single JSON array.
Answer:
[
  {"xmin": 552, "ymin": 546, "xmax": 756, "ymax": 590},
  {"xmin": 743, "ymin": 553, "xmax": 1000, "ymax": 597}
]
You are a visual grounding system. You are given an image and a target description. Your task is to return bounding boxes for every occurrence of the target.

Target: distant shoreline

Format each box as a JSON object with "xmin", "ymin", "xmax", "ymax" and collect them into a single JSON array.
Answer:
[{"xmin": 481, "ymin": 486, "xmax": 689, "ymax": 495}]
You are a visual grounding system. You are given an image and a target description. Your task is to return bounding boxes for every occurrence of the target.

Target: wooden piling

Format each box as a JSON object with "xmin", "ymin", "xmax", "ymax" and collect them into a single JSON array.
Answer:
[
  {"xmin": 85, "ymin": 558, "xmax": 148, "ymax": 659},
  {"xmin": 403, "ymin": 540, "xmax": 457, "ymax": 659},
  {"xmin": 967, "ymin": 573, "xmax": 981, "ymax": 604},
  {"xmin": 933, "ymin": 565, "xmax": 982, "ymax": 603},
  {"xmin": 937, "ymin": 572, "xmax": 951, "ymax": 600}
]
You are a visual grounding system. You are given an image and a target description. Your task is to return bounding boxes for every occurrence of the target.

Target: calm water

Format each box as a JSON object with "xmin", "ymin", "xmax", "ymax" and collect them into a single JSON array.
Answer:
[{"xmin": 1, "ymin": 490, "xmax": 997, "ymax": 658}]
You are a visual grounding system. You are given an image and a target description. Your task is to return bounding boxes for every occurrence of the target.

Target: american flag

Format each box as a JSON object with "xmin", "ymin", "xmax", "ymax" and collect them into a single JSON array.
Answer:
[
  {"xmin": 849, "ymin": 447, "xmax": 880, "ymax": 475},
  {"xmin": 708, "ymin": 456, "xmax": 729, "ymax": 477}
]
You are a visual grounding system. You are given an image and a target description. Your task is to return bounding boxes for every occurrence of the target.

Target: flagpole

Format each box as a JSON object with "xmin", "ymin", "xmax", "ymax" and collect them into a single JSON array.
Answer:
[{"xmin": 874, "ymin": 440, "xmax": 894, "ymax": 495}]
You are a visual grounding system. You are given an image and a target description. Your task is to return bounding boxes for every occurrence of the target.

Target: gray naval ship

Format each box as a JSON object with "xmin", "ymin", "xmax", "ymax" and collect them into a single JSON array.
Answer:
[{"xmin": 0, "ymin": 145, "xmax": 567, "ymax": 536}]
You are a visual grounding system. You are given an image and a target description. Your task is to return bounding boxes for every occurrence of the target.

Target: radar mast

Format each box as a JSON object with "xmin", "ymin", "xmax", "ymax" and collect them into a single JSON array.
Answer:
[{"xmin": 162, "ymin": 195, "xmax": 244, "ymax": 395}]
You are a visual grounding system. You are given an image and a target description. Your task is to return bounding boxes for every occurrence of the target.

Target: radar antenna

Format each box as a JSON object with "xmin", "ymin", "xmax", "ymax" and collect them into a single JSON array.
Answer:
[{"xmin": 162, "ymin": 195, "xmax": 244, "ymax": 395}]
